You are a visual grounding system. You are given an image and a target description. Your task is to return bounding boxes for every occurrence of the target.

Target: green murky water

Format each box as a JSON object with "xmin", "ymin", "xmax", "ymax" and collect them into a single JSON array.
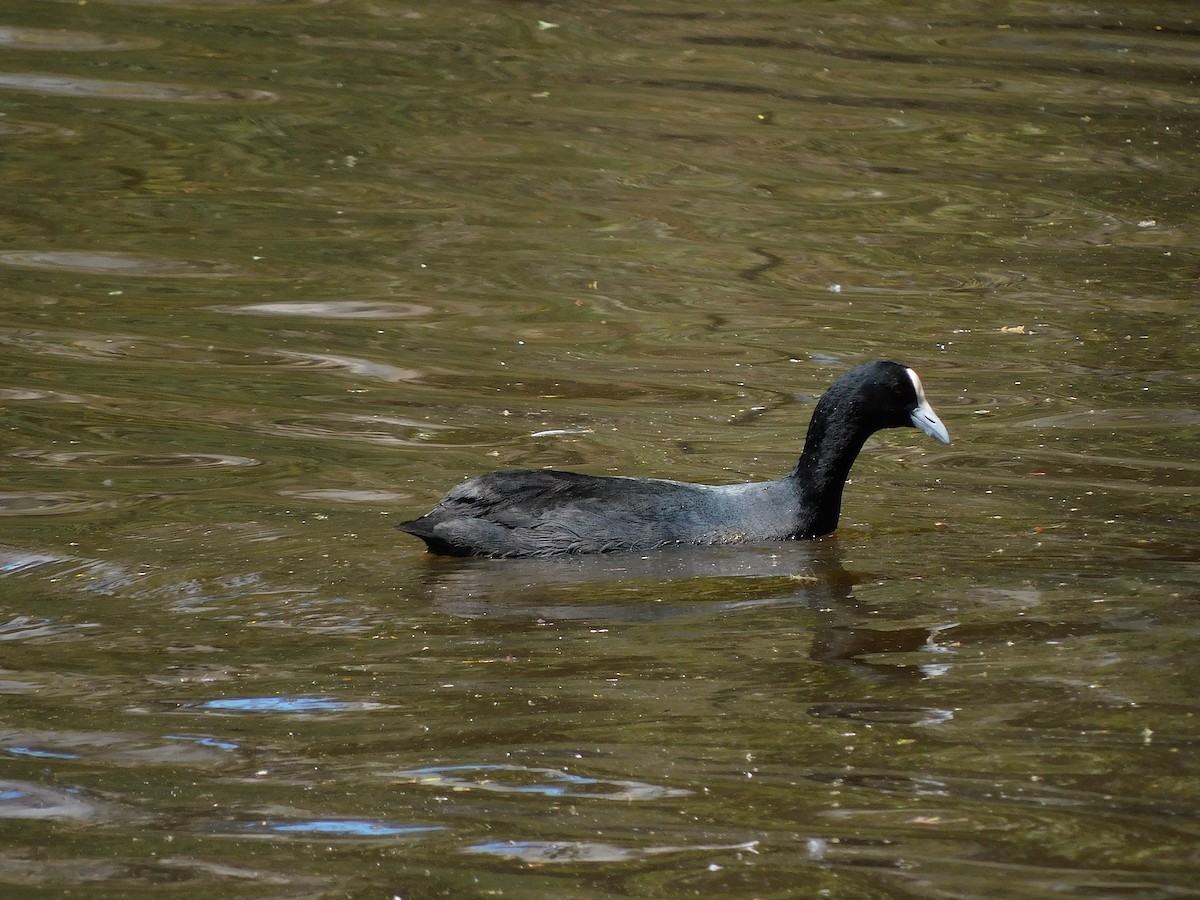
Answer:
[{"xmin": 1, "ymin": 1, "xmax": 1197, "ymax": 896}]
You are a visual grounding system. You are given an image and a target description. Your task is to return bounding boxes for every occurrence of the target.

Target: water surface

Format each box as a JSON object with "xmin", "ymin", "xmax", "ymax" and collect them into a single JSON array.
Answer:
[{"xmin": 0, "ymin": 1, "xmax": 1197, "ymax": 896}]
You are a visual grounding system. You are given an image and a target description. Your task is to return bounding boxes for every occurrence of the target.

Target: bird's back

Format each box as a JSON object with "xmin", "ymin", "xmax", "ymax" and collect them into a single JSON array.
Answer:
[{"xmin": 398, "ymin": 468, "xmax": 801, "ymax": 557}]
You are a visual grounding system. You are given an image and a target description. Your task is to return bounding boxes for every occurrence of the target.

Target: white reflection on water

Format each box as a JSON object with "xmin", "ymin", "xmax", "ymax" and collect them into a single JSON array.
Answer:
[
  {"xmin": 0, "ymin": 250, "xmax": 235, "ymax": 276},
  {"xmin": 388, "ymin": 763, "xmax": 689, "ymax": 801},
  {"xmin": 12, "ymin": 450, "xmax": 261, "ymax": 469},
  {"xmin": 273, "ymin": 351, "xmax": 421, "ymax": 383},
  {"xmin": 221, "ymin": 300, "xmax": 432, "ymax": 319},
  {"xmin": 0, "ymin": 73, "xmax": 275, "ymax": 103},
  {"xmin": 464, "ymin": 838, "xmax": 758, "ymax": 864},
  {"xmin": 0, "ymin": 781, "xmax": 129, "ymax": 822}
]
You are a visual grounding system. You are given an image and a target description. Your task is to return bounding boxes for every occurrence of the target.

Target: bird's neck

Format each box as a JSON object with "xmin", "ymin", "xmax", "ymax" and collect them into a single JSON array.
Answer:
[{"xmin": 787, "ymin": 397, "xmax": 873, "ymax": 535}]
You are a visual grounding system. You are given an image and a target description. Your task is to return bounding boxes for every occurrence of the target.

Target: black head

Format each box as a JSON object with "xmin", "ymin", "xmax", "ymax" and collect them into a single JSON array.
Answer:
[
  {"xmin": 816, "ymin": 360, "xmax": 951, "ymax": 443},
  {"xmin": 788, "ymin": 360, "xmax": 949, "ymax": 536}
]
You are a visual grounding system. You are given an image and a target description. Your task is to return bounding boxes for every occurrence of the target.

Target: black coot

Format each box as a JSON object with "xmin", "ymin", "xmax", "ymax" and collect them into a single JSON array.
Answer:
[{"xmin": 399, "ymin": 360, "xmax": 950, "ymax": 558}]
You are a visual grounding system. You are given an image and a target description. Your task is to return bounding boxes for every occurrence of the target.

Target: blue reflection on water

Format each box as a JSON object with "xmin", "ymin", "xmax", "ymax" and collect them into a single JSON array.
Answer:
[
  {"xmin": 164, "ymin": 734, "xmax": 240, "ymax": 750},
  {"xmin": 257, "ymin": 820, "xmax": 445, "ymax": 837},
  {"xmin": 7, "ymin": 747, "xmax": 81, "ymax": 759},
  {"xmin": 200, "ymin": 696, "xmax": 352, "ymax": 713}
]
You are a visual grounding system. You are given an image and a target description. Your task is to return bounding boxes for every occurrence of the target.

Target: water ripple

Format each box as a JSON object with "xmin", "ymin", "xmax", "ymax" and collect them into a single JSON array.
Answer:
[
  {"xmin": 0, "ymin": 729, "xmax": 240, "ymax": 765},
  {"xmin": 0, "ymin": 780, "xmax": 124, "ymax": 822},
  {"xmin": 262, "ymin": 414, "xmax": 465, "ymax": 448},
  {"xmin": 84, "ymin": 0, "xmax": 334, "ymax": 7},
  {"xmin": 807, "ymin": 703, "xmax": 955, "ymax": 726},
  {"xmin": 279, "ymin": 488, "xmax": 411, "ymax": 504},
  {"xmin": 7, "ymin": 747, "xmax": 81, "ymax": 760},
  {"xmin": 0, "ymin": 387, "xmax": 86, "ymax": 403},
  {"xmin": 0, "ymin": 616, "xmax": 102, "ymax": 642},
  {"xmin": 0, "ymin": 27, "xmax": 160, "ymax": 51},
  {"xmin": 164, "ymin": 735, "xmax": 240, "ymax": 752},
  {"xmin": 189, "ymin": 696, "xmax": 388, "ymax": 714},
  {"xmin": 243, "ymin": 820, "xmax": 444, "ymax": 838},
  {"xmin": 12, "ymin": 450, "xmax": 260, "ymax": 470},
  {"xmin": 0, "ymin": 250, "xmax": 234, "ymax": 277},
  {"xmin": 464, "ymin": 838, "xmax": 757, "ymax": 863},
  {"xmin": 0, "ymin": 329, "xmax": 419, "ymax": 374},
  {"xmin": 273, "ymin": 351, "xmax": 420, "ymax": 383},
  {"xmin": 0, "ymin": 546, "xmax": 137, "ymax": 594},
  {"xmin": 0, "ymin": 493, "xmax": 120, "ymax": 517},
  {"xmin": 220, "ymin": 300, "xmax": 432, "ymax": 319},
  {"xmin": 0, "ymin": 73, "xmax": 276, "ymax": 104},
  {"xmin": 0, "ymin": 118, "xmax": 76, "ymax": 138},
  {"xmin": 388, "ymin": 764, "xmax": 690, "ymax": 801}
]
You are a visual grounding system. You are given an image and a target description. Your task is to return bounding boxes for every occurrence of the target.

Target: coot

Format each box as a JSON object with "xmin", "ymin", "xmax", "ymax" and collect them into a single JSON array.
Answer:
[{"xmin": 399, "ymin": 360, "xmax": 950, "ymax": 558}]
